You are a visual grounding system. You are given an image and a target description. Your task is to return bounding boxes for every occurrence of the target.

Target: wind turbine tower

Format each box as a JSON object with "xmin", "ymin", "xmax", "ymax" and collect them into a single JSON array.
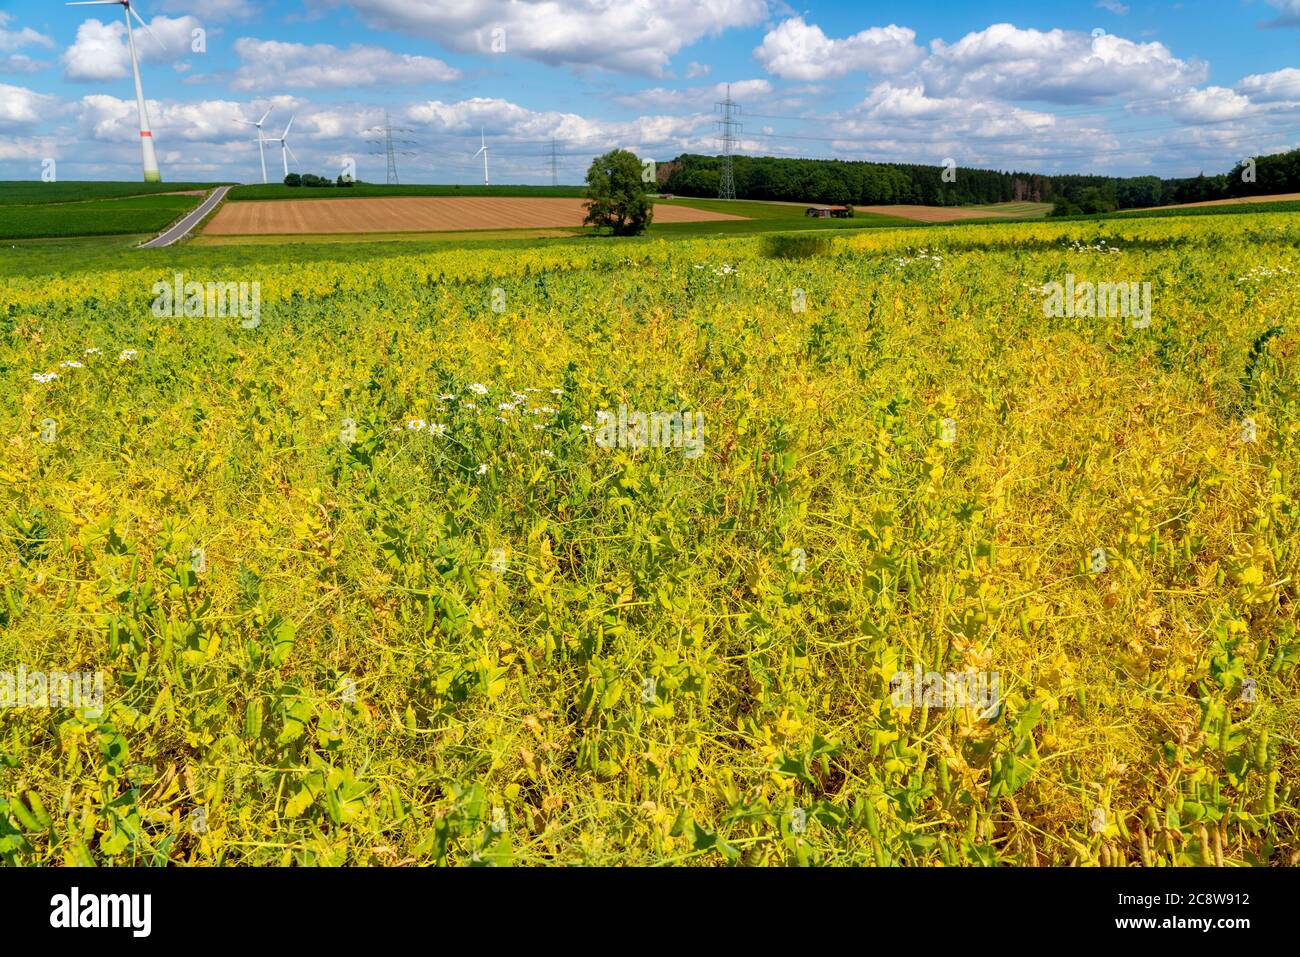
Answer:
[
  {"xmin": 474, "ymin": 128, "xmax": 490, "ymax": 186},
  {"xmin": 67, "ymin": 0, "xmax": 166, "ymax": 182},
  {"xmin": 267, "ymin": 115, "xmax": 297, "ymax": 179},
  {"xmin": 238, "ymin": 107, "xmax": 274, "ymax": 184}
]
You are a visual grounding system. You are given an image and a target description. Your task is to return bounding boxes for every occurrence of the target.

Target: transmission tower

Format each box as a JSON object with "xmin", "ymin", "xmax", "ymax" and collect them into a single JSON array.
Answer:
[
  {"xmin": 363, "ymin": 110, "xmax": 419, "ymax": 185},
  {"xmin": 548, "ymin": 138, "xmax": 560, "ymax": 186},
  {"xmin": 714, "ymin": 83, "xmax": 741, "ymax": 200}
]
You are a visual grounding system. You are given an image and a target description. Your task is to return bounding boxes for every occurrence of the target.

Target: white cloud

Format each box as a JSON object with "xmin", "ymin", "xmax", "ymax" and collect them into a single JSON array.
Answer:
[
  {"xmin": 0, "ymin": 12, "xmax": 53, "ymax": 53},
  {"xmin": 160, "ymin": 0, "xmax": 256, "ymax": 19},
  {"xmin": 615, "ymin": 78, "xmax": 771, "ymax": 111},
  {"xmin": 1095, "ymin": 0, "xmax": 1129, "ymax": 15},
  {"xmin": 921, "ymin": 23, "xmax": 1206, "ymax": 104},
  {"xmin": 0, "ymin": 82, "xmax": 59, "ymax": 127},
  {"xmin": 754, "ymin": 18, "xmax": 923, "ymax": 81},
  {"xmin": 62, "ymin": 15, "xmax": 204, "ymax": 81},
  {"xmin": 1237, "ymin": 67, "xmax": 1300, "ymax": 102},
  {"xmin": 231, "ymin": 38, "xmax": 460, "ymax": 91},
  {"xmin": 685, "ymin": 61, "xmax": 710, "ymax": 79},
  {"xmin": 1165, "ymin": 86, "xmax": 1252, "ymax": 122},
  {"xmin": 0, "ymin": 55, "xmax": 50, "ymax": 74},
  {"xmin": 1261, "ymin": 1, "xmax": 1300, "ymax": 27},
  {"xmin": 319, "ymin": 0, "xmax": 768, "ymax": 76}
]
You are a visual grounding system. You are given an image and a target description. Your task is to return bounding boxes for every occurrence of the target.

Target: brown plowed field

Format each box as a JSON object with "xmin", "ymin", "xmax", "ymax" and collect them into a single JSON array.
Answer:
[{"xmin": 203, "ymin": 197, "xmax": 747, "ymax": 235}]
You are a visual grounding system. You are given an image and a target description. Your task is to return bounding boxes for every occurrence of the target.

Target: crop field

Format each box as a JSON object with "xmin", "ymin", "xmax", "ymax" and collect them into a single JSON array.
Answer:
[
  {"xmin": 0, "ymin": 194, "xmax": 206, "ymax": 241},
  {"xmin": 203, "ymin": 196, "xmax": 747, "ymax": 235},
  {"xmin": 227, "ymin": 184, "xmax": 589, "ymax": 201},
  {"xmin": 0, "ymin": 182, "xmax": 221, "ymax": 206},
  {"xmin": 1, "ymin": 212, "xmax": 1297, "ymax": 867}
]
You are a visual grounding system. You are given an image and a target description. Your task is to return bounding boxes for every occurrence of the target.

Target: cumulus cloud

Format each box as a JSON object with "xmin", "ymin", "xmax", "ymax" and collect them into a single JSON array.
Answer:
[
  {"xmin": 1095, "ymin": 0, "xmax": 1129, "ymax": 15},
  {"xmin": 62, "ymin": 15, "xmax": 204, "ymax": 81},
  {"xmin": 231, "ymin": 39, "xmax": 460, "ymax": 91},
  {"xmin": 0, "ymin": 12, "xmax": 53, "ymax": 53},
  {"xmin": 685, "ymin": 61, "xmax": 710, "ymax": 79},
  {"xmin": 0, "ymin": 82, "xmax": 59, "ymax": 127},
  {"xmin": 315, "ymin": 0, "xmax": 768, "ymax": 76},
  {"xmin": 1236, "ymin": 67, "xmax": 1300, "ymax": 102},
  {"xmin": 920, "ymin": 23, "xmax": 1206, "ymax": 104},
  {"xmin": 754, "ymin": 18, "xmax": 923, "ymax": 81},
  {"xmin": 615, "ymin": 78, "xmax": 771, "ymax": 111}
]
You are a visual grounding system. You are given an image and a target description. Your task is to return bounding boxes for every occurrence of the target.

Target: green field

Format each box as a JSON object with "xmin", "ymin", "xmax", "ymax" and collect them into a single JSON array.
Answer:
[
  {"xmin": 2, "ymin": 211, "xmax": 1297, "ymax": 866},
  {"xmin": 227, "ymin": 184, "xmax": 589, "ymax": 201},
  {"xmin": 0, "ymin": 181, "xmax": 222, "ymax": 206},
  {"xmin": 0, "ymin": 194, "xmax": 205, "ymax": 241}
]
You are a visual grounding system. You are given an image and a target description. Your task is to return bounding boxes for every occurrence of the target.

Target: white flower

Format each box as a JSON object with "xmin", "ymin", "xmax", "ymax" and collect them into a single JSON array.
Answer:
[
  {"xmin": 119, "ymin": 349, "xmax": 137, "ymax": 362},
  {"xmin": 476, "ymin": 463, "xmax": 488, "ymax": 475},
  {"xmin": 406, "ymin": 418, "xmax": 427, "ymax": 431},
  {"xmin": 549, "ymin": 388, "xmax": 564, "ymax": 396},
  {"xmin": 533, "ymin": 424, "xmax": 546, "ymax": 430},
  {"xmin": 497, "ymin": 402, "xmax": 514, "ymax": 412},
  {"xmin": 540, "ymin": 449, "xmax": 554, "ymax": 459},
  {"xmin": 31, "ymin": 372, "xmax": 58, "ymax": 383},
  {"xmin": 438, "ymin": 393, "xmax": 456, "ymax": 401},
  {"xmin": 511, "ymin": 391, "xmax": 527, "ymax": 402},
  {"xmin": 468, "ymin": 383, "xmax": 489, "ymax": 396},
  {"xmin": 60, "ymin": 360, "xmax": 84, "ymax": 369},
  {"xmin": 580, "ymin": 423, "xmax": 594, "ymax": 432},
  {"xmin": 462, "ymin": 401, "xmax": 477, "ymax": 410},
  {"xmin": 429, "ymin": 423, "xmax": 447, "ymax": 436},
  {"xmin": 84, "ymin": 347, "xmax": 101, "ymax": 356},
  {"xmin": 495, "ymin": 416, "xmax": 508, "ymax": 423}
]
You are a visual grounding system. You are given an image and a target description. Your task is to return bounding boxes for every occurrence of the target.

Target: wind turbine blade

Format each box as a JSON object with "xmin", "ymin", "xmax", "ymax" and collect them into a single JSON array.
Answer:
[
  {"xmin": 282, "ymin": 114, "xmax": 294, "ymax": 138},
  {"xmin": 129, "ymin": 7, "xmax": 167, "ymax": 53},
  {"xmin": 258, "ymin": 107, "xmax": 273, "ymax": 126},
  {"xmin": 285, "ymin": 143, "xmax": 297, "ymax": 163},
  {"xmin": 66, "ymin": 2, "xmax": 121, "ymax": 6}
]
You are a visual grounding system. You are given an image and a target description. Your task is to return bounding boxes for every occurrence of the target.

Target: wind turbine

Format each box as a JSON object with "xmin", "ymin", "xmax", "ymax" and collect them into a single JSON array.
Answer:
[
  {"xmin": 473, "ymin": 127, "xmax": 490, "ymax": 186},
  {"xmin": 238, "ymin": 107, "xmax": 273, "ymax": 184},
  {"xmin": 67, "ymin": 0, "xmax": 166, "ymax": 183},
  {"xmin": 266, "ymin": 114, "xmax": 296, "ymax": 179}
]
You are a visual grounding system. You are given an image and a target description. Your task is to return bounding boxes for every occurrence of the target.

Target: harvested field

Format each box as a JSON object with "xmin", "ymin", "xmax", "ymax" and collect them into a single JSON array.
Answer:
[
  {"xmin": 855, "ymin": 202, "xmax": 1050, "ymax": 222},
  {"xmin": 204, "ymin": 196, "xmax": 747, "ymax": 235},
  {"xmin": 1140, "ymin": 191, "xmax": 1300, "ymax": 210}
]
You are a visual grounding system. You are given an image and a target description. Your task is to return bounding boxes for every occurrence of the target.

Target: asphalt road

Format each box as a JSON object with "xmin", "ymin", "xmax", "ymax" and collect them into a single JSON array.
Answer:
[{"xmin": 139, "ymin": 184, "xmax": 232, "ymax": 248}]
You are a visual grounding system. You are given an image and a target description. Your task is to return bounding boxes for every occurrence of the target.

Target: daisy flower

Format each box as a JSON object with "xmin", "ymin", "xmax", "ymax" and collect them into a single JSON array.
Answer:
[
  {"xmin": 406, "ymin": 419, "xmax": 427, "ymax": 431},
  {"xmin": 60, "ymin": 360, "xmax": 84, "ymax": 369},
  {"xmin": 119, "ymin": 349, "xmax": 137, "ymax": 362},
  {"xmin": 468, "ymin": 383, "xmax": 489, "ymax": 396},
  {"xmin": 31, "ymin": 372, "xmax": 58, "ymax": 383},
  {"xmin": 476, "ymin": 463, "xmax": 489, "ymax": 475},
  {"xmin": 84, "ymin": 347, "xmax": 102, "ymax": 356}
]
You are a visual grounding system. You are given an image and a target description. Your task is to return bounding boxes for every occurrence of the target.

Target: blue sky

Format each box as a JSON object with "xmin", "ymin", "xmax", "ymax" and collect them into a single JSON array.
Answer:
[{"xmin": 1, "ymin": 0, "xmax": 1298, "ymax": 184}]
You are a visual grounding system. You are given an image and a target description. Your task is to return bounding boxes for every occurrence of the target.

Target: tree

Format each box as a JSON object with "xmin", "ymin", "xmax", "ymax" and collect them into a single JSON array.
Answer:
[
  {"xmin": 284, "ymin": 173, "xmax": 302, "ymax": 187},
  {"xmin": 583, "ymin": 149, "xmax": 653, "ymax": 236}
]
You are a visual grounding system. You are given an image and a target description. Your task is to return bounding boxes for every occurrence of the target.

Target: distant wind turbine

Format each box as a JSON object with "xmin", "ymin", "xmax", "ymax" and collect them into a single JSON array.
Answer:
[
  {"xmin": 473, "ymin": 127, "xmax": 490, "ymax": 186},
  {"xmin": 67, "ymin": 0, "xmax": 166, "ymax": 183},
  {"xmin": 238, "ymin": 107, "xmax": 274, "ymax": 184},
  {"xmin": 266, "ymin": 114, "xmax": 296, "ymax": 179}
]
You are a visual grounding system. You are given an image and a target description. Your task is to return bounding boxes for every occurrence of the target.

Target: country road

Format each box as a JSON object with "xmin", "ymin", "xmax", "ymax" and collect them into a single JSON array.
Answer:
[{"xmin": 139, "ymin": 185, "xmax": 232, "ymax": 248}]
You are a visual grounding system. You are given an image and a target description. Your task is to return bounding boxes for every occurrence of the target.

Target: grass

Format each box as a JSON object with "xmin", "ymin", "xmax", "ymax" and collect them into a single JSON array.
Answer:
[
  {"xmin": 1, "ymin": 212, "xmax": 1297, "ymax": 866},
  {"xmin": 227, "ymin": 184, "xmax": 589, "ymax": 201},
  {"xmin": 0, "ymin": 181, "xmax": 223, "ymax": 206},
  {"xmin": 0, "ymin": 195, "xmax": 206, "ymax": 241}
]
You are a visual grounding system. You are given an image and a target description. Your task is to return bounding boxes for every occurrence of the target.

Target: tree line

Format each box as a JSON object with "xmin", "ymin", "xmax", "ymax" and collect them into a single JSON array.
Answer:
[{"xmin": 655, "ymin": 149, "xmax": 1300, "ymax": 215}]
